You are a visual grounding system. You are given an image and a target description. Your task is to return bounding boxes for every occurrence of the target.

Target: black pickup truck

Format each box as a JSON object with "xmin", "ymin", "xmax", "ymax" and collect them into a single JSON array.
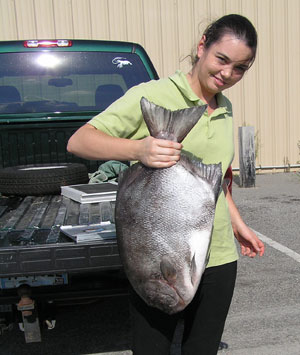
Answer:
[{"xmin": 0, "ymin": 39, "xmax": 159, "ymax": 342}]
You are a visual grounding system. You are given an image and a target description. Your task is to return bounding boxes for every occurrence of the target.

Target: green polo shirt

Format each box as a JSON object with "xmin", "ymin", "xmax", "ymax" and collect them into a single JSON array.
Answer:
[{"xmin": 89, "ymin": 70, "xmax": 239, "ymax": 267}]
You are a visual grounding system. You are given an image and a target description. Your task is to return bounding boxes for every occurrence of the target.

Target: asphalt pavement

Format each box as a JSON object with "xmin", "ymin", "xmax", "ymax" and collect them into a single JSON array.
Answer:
[
  {"xmin": 0, "ymin": 172, "xmax": 300, "ymax": 355},
  {"xmin": 218, "ymin": 171, "xmax": 300, "ymax": 355}
]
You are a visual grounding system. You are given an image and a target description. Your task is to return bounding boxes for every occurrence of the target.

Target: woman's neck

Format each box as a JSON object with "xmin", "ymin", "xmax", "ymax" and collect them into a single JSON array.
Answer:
[{"xmin": 186, "ymin": 72, "xmax": 217, "ymax": 115}]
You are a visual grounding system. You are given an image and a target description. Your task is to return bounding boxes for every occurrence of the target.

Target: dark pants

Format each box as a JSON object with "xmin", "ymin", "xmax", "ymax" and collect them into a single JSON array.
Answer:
[{"xmin": 130, "ymin": 261, "xmax": 237, "ymax": 355}]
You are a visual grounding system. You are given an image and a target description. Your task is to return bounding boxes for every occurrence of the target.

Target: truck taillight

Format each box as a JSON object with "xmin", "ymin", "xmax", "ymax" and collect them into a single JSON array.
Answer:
[{"xmin": 24, "ymin": 40, "xmax": 72, "ymax": 48}]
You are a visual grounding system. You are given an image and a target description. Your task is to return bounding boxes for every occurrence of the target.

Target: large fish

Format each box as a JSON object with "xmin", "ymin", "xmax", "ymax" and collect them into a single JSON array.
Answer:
[{"xmin": 115, "ymin": 97, "xmax": 222, "ymax": 314}]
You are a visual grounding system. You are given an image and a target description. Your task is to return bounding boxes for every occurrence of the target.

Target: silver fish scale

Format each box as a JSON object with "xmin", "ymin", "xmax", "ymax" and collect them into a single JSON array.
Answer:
[{"xmin": 138, "ymin": 163, "xmax": 215, "ymax": 233}]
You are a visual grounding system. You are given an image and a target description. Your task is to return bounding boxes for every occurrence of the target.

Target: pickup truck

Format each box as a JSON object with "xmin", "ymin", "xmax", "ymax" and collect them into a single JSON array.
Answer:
[{"xmin": 0, "ymin": 39, "xmax": 159, "ymax": 343}]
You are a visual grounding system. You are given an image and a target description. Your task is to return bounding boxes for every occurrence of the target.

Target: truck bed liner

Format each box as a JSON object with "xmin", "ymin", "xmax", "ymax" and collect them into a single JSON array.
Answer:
[{"xmin": 0, "ymin": 195, "xmax": 121, "ymax": 277}]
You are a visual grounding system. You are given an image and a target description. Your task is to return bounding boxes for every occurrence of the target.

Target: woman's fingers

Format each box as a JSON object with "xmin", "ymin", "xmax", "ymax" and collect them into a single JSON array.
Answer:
[
  {"xmin": 154, "ymin": 139, "xmax": 182, "ymax": 156},
  {"xmin": 140, "ymin": 137, "xmax": 183, "ymax": 167}
]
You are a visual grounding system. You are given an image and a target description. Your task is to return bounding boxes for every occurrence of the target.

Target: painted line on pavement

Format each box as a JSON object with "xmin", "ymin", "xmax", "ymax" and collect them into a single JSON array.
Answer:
[{"xmin": 253, "ymin": 229, "xmax": 300, "ymax": 263}]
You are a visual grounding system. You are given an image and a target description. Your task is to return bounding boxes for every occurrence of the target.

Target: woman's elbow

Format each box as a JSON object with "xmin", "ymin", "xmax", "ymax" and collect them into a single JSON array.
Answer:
[
  {"xmin": 67, "ymin": 134, "xmax": 77, "ymax": 154},
  {"xmin": 67, "ymin": 128, "xmax": 85, "ymax": 155},
  {"xmin": 67, "ymin": 124, "xmax": 95, "ymax": 156}
]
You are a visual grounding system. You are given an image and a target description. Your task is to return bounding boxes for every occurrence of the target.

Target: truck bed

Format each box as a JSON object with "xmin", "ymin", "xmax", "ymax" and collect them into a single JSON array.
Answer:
[{"xmin": 0, "ymin": 194, "xmax": 122, "ymax": 277}]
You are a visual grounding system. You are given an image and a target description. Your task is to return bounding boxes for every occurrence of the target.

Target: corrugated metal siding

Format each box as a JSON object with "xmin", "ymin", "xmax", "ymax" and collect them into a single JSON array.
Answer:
[{"xmin": 0, "ymin": 0, "xmax": 299, "ymax": 169}]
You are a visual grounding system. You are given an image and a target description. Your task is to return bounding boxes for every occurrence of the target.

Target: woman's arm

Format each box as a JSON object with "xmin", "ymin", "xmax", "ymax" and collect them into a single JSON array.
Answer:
[
  {"xmin": 67, "ymin": 123, "xmax": 182, "ymax": 168},
  {"xmin": 224, "ymin": 182, "xmax": 265, "ymax": 257}
]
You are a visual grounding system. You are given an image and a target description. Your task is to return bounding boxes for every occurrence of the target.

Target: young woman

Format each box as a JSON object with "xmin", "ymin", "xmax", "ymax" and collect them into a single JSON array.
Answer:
[{"xmin": 68, "ymin": 14, "xmax": 265, "ymax": 355}]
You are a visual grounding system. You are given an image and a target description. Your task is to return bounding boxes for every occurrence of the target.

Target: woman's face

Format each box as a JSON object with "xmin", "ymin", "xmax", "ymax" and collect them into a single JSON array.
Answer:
[{"xmin": 196, "ymin": 33, "xmax": 254, "ymax": 96}]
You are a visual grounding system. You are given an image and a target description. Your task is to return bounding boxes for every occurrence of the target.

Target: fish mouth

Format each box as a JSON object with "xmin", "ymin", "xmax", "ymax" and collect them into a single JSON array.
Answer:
[{"xmin": 142, "ymin": 278, "xmax": 189, "ymax": 315}]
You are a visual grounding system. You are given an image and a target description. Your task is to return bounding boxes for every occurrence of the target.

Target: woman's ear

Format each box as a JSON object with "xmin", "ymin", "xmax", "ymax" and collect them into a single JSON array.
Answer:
[{"xmin": 197, "ymin": 35, "xmax": 206, "ymax": 58}]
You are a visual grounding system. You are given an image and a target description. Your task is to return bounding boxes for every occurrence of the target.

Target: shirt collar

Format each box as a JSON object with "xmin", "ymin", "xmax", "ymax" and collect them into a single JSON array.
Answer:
[{"xmin": 169, "ymin": 70, "xmax": 231, "ymax": 115}]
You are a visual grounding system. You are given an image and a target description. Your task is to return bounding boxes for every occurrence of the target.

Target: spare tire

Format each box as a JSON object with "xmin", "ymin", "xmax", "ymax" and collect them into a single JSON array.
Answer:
[{"xmin": 0, "ymin": 163, "xmax": 89, "ymax": 196}]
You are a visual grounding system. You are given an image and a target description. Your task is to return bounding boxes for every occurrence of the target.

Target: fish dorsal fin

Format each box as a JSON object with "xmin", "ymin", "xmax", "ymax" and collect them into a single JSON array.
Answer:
[
  {"xmin": 140, "ymin": 97, "xmax": 207, "ymax": 143},
  {"xmin": 180, "ymin": 156, "xmax": 223, "ymax": 201},
  {"xmin": 196, "ymin": 161, "xmax": 223, "ymax": 201}
]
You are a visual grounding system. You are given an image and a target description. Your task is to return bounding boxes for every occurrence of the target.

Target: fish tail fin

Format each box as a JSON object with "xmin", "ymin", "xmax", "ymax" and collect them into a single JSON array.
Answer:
[{"xmin": 140, "ymin": 97, "xmax": 207, "ymax": 143}]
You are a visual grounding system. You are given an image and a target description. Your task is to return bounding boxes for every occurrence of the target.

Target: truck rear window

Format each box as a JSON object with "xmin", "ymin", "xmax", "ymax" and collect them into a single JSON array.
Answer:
[{"xmin": 0, "ymin": 51, "xmax": 152, "ymax": 115}]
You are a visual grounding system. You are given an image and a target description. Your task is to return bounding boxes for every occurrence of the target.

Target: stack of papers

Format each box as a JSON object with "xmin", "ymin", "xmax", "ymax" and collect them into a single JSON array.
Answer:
[
  {"xmin": 61, "ymin": 182, "xmax": 118, "ymax": 204},
  {"xmin": 60, "ymin": 222, "xmax": 116, "ymax": 243}
]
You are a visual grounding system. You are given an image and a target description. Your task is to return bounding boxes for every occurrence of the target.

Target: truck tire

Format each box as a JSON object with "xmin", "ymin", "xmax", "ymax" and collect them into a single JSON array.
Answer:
[{"xmin": 0, "ymin": 163, "xmax": 89, "ymax": 196}]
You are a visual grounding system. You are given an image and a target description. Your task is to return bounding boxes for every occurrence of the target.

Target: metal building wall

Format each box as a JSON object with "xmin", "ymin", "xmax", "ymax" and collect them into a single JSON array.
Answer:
[{"xmin": 0, "ymin": 0, "xmax": 299, "ymax": 170}]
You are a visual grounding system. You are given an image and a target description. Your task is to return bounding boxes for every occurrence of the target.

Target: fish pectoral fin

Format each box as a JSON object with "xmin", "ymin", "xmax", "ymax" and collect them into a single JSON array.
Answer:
[
  {"xmin": 160, "ymin": 256, "xmax": 177, "ymax": 284},
  {"xmin": 190, "ymin": 254, "xmax": 197, "ymax": 286}
]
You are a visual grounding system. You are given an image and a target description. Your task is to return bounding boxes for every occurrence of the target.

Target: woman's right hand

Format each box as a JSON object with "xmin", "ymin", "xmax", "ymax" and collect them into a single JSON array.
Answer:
[{"xmin": 137, "ymin": 136, "xmax": 183, "ymax": 168}]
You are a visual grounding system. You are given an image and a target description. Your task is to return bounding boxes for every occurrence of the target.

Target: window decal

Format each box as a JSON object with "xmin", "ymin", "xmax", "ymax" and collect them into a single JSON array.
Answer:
[{"xmin": 112, "ymin": 57, "xmax": 133, "ymax": 68}]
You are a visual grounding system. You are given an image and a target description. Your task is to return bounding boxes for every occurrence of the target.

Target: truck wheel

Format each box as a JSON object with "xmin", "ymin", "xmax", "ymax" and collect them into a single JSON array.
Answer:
[{"xmin": 0, "ymin": 163, "xmax": 89, "ymax": 196}]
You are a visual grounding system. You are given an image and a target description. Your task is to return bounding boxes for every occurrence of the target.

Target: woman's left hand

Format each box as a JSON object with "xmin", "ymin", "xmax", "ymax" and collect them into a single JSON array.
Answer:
[
  {"xmin": 224, "ymin": 182, "xmax": 265, "ymax": 258},
  {"xmin": 233, "ymin": 225, "xmax": 265, "ymax": 258}
]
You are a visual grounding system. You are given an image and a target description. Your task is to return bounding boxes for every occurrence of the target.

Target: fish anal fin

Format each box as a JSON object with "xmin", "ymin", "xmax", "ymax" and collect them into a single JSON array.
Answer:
[{"xmin": 117, "ymin": 163, "xmax": 144, "ymax": 191}]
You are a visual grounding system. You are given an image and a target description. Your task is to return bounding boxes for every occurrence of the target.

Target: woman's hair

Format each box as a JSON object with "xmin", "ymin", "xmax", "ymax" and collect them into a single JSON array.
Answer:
[{"xmin": 192, "ymin": 14, "xmax": 257, "ymax": 66}]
